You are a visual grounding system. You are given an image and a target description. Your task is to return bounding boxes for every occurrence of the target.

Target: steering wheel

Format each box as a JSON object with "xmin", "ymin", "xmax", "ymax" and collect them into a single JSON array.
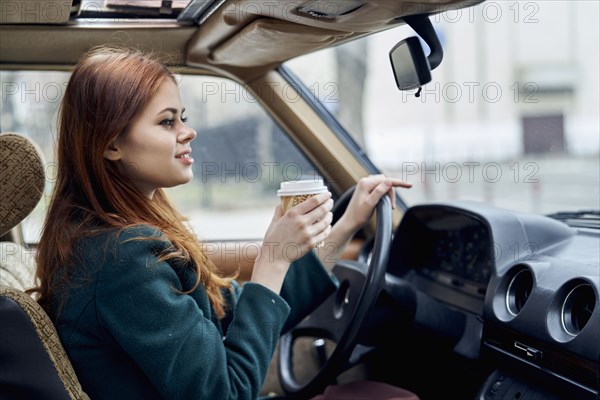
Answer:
[{"xmin": 278, "ymin": 185, "xmax": 393, "ymax": 399}]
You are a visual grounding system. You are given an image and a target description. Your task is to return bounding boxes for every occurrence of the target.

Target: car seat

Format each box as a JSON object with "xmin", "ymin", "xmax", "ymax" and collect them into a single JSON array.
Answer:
[{"xmin": 0, "ymin": 132, "xmax": 89, "ymax": 399}]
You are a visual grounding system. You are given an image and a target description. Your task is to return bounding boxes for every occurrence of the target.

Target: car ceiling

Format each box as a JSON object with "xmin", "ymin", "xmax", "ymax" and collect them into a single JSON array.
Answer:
[{"xmin": 1, "ymin": 0, "xmax": 482, "ymax": 81}]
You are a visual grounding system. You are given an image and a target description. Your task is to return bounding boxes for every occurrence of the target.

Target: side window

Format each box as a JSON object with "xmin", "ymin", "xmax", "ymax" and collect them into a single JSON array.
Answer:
[
  {"xmin": 1, "ymin": 72, "xmax": 317, "ymax": 243},
  {"xmin": 170, "ymin": 75, "xmax": 318, "ymax": 240}
]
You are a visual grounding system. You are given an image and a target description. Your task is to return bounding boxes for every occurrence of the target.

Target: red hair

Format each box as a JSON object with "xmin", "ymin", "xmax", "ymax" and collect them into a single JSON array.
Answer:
[{"xmin": 33, "ymin": 47, "xmax": 231, "ymax": 318}]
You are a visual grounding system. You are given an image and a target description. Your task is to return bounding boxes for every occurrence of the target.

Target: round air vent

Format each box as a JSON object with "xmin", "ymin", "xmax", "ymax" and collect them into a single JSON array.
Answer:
[
  {"xmin": 561, "ymin": 283, "xmax": 596, "ymax": 336},
  {"xmin": 505, "ymin": 268, "xmax": 534, "ymax": 316}
]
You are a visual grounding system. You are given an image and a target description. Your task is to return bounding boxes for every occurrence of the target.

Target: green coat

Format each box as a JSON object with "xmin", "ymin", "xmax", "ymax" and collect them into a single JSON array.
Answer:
[{"xmin": 51, "ymin": 225, "xmax": 337, "ymax": 399}]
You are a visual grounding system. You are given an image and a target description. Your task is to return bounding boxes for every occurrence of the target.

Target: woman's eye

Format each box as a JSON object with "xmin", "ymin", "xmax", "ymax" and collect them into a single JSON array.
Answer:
[
  {"xmin": 181, "ymin": 116, "xmax": 188, "ymax": 123},
  {"xmin": 160, "ymin": 119, "xmax": 174, "ymax": 127}
]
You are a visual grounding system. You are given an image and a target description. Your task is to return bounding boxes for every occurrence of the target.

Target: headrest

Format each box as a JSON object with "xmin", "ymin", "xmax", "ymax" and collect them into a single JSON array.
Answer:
[{"xmin": 0, "ymin": 133, "xmax": 46, "ymax": 237}]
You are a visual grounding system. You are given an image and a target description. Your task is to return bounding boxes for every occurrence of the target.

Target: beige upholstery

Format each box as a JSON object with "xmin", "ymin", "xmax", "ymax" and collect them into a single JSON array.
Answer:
[
  {"xmin": 0, "ymin": 132, "xmax": 43, "ymax": 290},
  {"xmin": 0, "ymin": 132, "xmax": 45, "ymax": 291},
  {"xmin": 0, "ymin": 133, "xmax": 45, "ymax": 237},
  {"xmin": 0, "ymin": 133, "xmax": 89, "ymax": 399}
]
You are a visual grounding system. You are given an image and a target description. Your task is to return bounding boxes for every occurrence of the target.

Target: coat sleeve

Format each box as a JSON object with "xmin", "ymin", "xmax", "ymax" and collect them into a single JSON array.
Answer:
[
  {"xmin": 279, "ymin": 251, "xmax": 338, "ymax": 332},
  {"xmin": 94, "ymin": 226, "xmax": 290, "ymax": 400}
]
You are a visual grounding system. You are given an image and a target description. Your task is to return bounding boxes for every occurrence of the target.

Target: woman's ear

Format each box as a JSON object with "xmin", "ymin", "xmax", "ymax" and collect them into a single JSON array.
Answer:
[{"xmin": 103, "ymin": 141, "xmax": 122, "ymax": 161}]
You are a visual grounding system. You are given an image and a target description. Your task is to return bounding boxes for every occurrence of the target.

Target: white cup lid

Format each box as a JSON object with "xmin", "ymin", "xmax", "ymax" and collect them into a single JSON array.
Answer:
[{"xmin": 277, "ymin": 179, "xmax": 328, "ymax": 196}]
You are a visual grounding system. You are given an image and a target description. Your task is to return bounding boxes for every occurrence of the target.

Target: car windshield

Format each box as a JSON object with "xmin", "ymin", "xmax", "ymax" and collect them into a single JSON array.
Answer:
[{"xmin": 284, "ymin": 0, "xmax": 599, "ymax": 215}]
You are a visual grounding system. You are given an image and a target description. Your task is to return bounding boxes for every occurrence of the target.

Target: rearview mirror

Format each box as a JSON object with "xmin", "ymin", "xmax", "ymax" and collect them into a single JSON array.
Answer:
[
  {"xmin": 389, "ymin": 36, "xmax": 432, "ymax": 91},
  {"xmin": 390, "ymin": 15, "xmax": 444, "ymax": 96}
]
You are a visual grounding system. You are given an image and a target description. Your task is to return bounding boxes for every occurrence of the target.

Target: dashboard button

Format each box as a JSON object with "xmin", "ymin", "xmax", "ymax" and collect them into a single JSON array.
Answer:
[{"xmin": 514, "ymin": 341, "xmax": 543, "ymax": 362}]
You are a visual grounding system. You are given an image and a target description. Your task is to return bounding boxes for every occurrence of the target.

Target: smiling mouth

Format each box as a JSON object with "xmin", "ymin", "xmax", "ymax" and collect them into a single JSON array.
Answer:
[{"xmin": 176, "ymin": 153, "xmax": 191, "ymax": 159}]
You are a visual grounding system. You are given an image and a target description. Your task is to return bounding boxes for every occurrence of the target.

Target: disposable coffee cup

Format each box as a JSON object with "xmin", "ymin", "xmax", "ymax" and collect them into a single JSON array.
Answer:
[
  {"xmin": 277, "ymin": 179, "xmax": 329, "ymax": 248},
  {"xmin": 277, "ymin": 179, "xmax": 329, "ymax": 213}
]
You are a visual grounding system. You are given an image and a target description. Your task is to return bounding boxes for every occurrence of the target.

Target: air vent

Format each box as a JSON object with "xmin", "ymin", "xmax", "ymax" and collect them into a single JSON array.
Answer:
[
  {"xmin": 505, "ymin": 268, "xmax": 534, "ymax": 316},
  {"xmin": 561, "ymin": 283, "xmax": 596, "ymax": 336}
]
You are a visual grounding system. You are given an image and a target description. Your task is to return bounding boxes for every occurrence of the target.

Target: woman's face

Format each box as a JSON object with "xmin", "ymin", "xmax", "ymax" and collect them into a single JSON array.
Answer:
[{"xmin": 105, "ymin": 79, "xmax": 197, "ymax": 198}]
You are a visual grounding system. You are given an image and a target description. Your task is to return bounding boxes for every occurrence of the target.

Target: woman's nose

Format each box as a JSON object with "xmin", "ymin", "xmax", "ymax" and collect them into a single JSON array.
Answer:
[{"xmin": 179, "ymin": 124, "xmax": 197, "ymax": 143}]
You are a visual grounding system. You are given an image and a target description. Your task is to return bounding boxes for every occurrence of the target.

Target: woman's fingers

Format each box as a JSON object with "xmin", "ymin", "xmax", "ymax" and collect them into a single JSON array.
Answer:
[
  {"xmin": 287, "ymin": 193, "xmax": 332, "ymax": 221},
  {"xmin": 310, "ymin": 211, "xmax": 333, "ymax": 235},
  {"xmin": 274, "ymin": 175, "xmax": 411, "ymax": 253},
  {"xmin": 304, "ymin": 198, "xmax": 333, "ymax": 223},
  {"xmin": 366, "ymin": 181, "xmax": 392, "ymax": 206},
  {"xmin": 359, "ymin": 176, "xmax": 412, "ymax": 209},
  {"xmin": 276, "ymin": 192, "xmax": 333, "ymax": 251},
  {"xmin": 298, "ymin": 204, "xmax": 333, "ymax": 248},
  {"xmin": 385, "ymin": 178, "xmax": 411, "ymax": 209},
  {"xmin": 285, "ymin": 192, "xmax": 330, "ymax": 216},
  {"xmin": 312, "ymin": 224, "xmax": 332, "ymax": 248},
  {"xmin": 386, "ymin": 177, "xmax": 412, "ymax": 186}
]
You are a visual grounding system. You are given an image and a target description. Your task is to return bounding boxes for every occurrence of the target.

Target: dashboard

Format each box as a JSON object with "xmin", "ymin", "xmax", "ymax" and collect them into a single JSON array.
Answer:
[
  {"xmin": 386, "ymin": 201, "xmax": 600, "ymax": 399},
  {"xmin": 389, "ymin": 207, "xmax": 493, "ymax": 304}
]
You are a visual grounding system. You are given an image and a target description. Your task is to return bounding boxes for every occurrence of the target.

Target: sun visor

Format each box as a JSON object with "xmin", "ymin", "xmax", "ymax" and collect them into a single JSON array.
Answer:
[{"xmin": 209, "ymin": 18, "xmax": 351, "ymax": 67}]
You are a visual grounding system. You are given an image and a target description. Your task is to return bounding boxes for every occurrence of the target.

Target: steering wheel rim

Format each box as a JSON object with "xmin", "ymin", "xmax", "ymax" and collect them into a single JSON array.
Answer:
[{"xmin": 278, "ymin": 186, "xmax": 393, "ymax": 399}]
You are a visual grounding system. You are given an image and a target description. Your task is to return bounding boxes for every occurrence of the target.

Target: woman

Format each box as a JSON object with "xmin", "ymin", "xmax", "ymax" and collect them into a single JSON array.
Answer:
[{"xmin": 32, "ymin": 47, "xmax": 414, "ymax": 399}]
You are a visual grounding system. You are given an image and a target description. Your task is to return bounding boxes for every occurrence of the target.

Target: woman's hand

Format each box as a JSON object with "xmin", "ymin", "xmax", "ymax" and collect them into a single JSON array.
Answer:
[
  {"xmin": 340, "ymin": 175, "xmax": 412, "ymax": 233},
  {"xmin": 315, "ymin": 175, "xmax": 411, "ymax": 271},
  {"xmin": 251, "ymin": 192, "xmax": 333, "ymax": 294}
]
